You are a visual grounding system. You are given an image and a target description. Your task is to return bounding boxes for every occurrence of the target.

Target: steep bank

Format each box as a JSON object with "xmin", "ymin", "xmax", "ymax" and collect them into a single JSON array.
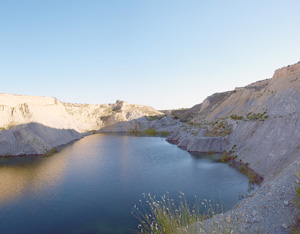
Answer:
[
  {"xmin": 167, "ymin": 62, "xmax": 300, "ymax": 233},
  {"xmin": 2, "ymin": 62, "xmax": 300, "ymax": 233},
  {"xmin": 0, "ymin": 95, "xmax": 179, "ymax": 156}
]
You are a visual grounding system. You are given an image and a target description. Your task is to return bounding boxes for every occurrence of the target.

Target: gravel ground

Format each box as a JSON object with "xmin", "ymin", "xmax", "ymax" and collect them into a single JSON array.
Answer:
[{"xmin": 194, "ymin": 157, "xmax": 300, "ymax": 234}]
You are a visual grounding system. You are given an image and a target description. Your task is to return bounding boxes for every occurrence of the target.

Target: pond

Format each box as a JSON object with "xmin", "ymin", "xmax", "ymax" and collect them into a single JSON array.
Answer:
[{"xmin": 0, "ymin": 134, "xmax": 251, "ymax": 233}]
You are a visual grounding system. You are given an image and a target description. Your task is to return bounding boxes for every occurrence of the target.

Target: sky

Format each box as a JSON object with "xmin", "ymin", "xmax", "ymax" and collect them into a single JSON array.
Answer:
[{"xmin": 1, "ymin": 0, "xmax": 300, "ymax": 110}]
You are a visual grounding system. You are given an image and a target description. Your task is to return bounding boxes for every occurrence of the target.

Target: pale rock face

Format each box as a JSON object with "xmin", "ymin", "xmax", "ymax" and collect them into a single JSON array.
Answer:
[
  {"xmin": 184, "ymin": 62, "xmax": 300, "ymax": 123},
  {"xmin": 166, "ymin": 62, "xmax": 300, "ymax": 233},
  {"xmin": 199, "ymin": 99, "xmax": 210, "ymax": 112},
  {"xmin": 0, "ymin": 96, "xmax": 178, "ymax": 156},
  {"xmin": 168, "ymin": 62, "xmax": 300, "ymax": 180}
]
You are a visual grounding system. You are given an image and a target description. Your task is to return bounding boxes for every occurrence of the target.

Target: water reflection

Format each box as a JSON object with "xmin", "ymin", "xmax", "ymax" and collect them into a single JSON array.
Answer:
[
  {"xmin": 0, "ymin": 134, "xmax": 251, "ymax": 234},
  {"xmin": 0, "ymin": 149, "xmax": 69, "ymax": 204}
]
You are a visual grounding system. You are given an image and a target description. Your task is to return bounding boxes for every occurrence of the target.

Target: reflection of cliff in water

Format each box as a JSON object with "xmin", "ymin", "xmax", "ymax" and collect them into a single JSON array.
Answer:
[{"xmin": 0, "ymin": 149, "xmax": 70, "ymax": 204}]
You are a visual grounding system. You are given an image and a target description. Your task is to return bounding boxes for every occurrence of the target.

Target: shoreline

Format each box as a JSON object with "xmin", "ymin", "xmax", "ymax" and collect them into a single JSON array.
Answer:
[
  {"xmin": 0, "ymin": 128, "xmax": 298, "ymax": 233},
  {"xmin": 166, "ymin": 127, "xmax": 299, "ymax": 234}
]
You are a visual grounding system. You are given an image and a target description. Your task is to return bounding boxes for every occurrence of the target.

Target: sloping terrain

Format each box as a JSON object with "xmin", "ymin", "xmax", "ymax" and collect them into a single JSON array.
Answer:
[
  {"xmin": 0, "ymin": 95, "xmax": 178, "ymax": 156},
  {"xmin": 167, "ymin": 62, "xmax": 300, "ymax": 233},
  {"xmin": 2, "ymin": 62, "xmax": 300, "ymax": 233}
]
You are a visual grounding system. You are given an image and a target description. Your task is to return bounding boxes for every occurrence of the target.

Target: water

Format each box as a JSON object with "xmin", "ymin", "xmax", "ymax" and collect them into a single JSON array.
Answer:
[{"xmin": 0, "ymin": 134, "xmax": 251, "ymax": 234}]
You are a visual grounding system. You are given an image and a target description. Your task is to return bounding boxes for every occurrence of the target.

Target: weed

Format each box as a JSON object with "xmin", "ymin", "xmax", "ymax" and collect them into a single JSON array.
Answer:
[
  {"xmin": 132, "ymin": 192, "xmax": 214, "ymax": 234},
  {"xmin": 221, "ymin": 152, "xmax": 231, "ymax": 163},
  {"xmin": 204, "ymin": 120, "xmax": 232, "ymax": 137},
  {"xmin": 238, "ymin": 163, "xmax": 261, "ymax": 184},
  {"xmin": 132, "ymin": 192, "xmax": 250, "ymax": 234},
  {"xmin": 293, "ymin": 172, "xmax": 300, "ymax": 232},
  {"xmin": 141, "ymin": 128, "xmax": 170, "ymax": 137},
  {"xmin": 230, "ymin": 115, "xmax": 243, "ymax": 120},
  {"xmin": 143, "ymin": 128, "xmax": 159, "ymax": 136},
  {"xmin": 147, "ymin": 115, "xmax": 165, "ymax": 121},
  {"xmin": 294, "ymin": 172, "xmax": 300, "ymax": 209}
]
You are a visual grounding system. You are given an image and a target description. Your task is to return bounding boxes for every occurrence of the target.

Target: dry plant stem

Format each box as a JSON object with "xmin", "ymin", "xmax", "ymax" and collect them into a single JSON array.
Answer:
[{"xmin": 132, "ymin": 192, "xmax": 217, "ymax": 234}]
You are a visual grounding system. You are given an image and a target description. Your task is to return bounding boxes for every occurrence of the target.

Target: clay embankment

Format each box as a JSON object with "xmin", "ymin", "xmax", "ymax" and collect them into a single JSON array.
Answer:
[
  {"xmin": 0, "ymin": 95, "xmax": 179, "ymax": 156},
  {"xmin": 167, "ymin": 62, "xmax": 300, "ymax": 233}
]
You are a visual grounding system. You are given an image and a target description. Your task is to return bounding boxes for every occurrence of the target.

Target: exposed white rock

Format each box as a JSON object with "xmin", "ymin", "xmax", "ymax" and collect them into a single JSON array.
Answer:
[
  {"xmin": 0, "ymin": 95, "xmax": 179, "ymax": 156},
  {"xmin": 166, "ymin": 62, "xmax": 300, "ymax": 234}
]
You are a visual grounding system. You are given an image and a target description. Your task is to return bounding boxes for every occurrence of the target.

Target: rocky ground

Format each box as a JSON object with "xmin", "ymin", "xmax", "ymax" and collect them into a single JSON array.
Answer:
[
  {"xmin": 1, "ymin": 62, "xmax": 300, "ymax": 233},
  {"xmin": 166, "ymin": 62, "xmax": 300, "ymax": 233}
]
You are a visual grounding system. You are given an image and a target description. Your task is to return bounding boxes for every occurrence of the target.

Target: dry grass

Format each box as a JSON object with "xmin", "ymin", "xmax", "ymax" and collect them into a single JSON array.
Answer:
[
  {"xmin": 131, "ymin": 192, "xmax": 249, "ymax": 234},
  {"xmin": 132, "ymin": 192, "xmax": 210, "ymax": 234}
]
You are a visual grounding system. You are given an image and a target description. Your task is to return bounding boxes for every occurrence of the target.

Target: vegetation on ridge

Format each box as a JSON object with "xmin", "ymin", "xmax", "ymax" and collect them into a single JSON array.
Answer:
[
  {"xmin": 130, "ymin": 128, "xmax": 170, "ymax": 137},
  {"xmin": 230, "ymin": 111, "xmax": 269, "ymax": 121}
]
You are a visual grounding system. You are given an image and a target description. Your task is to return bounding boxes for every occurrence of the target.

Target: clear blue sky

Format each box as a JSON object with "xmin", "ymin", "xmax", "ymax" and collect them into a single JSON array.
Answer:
[{"xmin": 1, "ymin": 0, "xmax": 300, "ymax": 109}]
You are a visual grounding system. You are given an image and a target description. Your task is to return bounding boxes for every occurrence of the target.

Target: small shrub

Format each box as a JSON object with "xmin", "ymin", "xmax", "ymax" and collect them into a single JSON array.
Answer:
[
  {"xmin": 230, "ymin": 114, "xmax": 243, "ymax": 120},
  {"xmin": 239, "ymin": 163, "xmax": 261, "ymax": 184},
  {"xmin": 221, "ymin": 152, "xmax": 231, "ymax": 163},
  {"xmin": 147, "ymin": 115, "xmax": 165, "ymax": 121},
  {"xmin": 239, "ymin": 164, "xmax": 247, "ymax": 174},
  {"xmin": 247, "ymin": 113, "xmax": 260, "ymax": 121},
  {"xmin": 142, "ymin": 129, "xmax": 170, "ymax": 137},
  {"xmin": 147, "ymin": 116, "xmax": 158, "ymax": 121},
  {"xmin": 294, "ymin": 173, "xmax": 300, "ymax": 209},
  {"xmin": 143, "ymin": 128, "xmax": 159, "ymax": 136}
]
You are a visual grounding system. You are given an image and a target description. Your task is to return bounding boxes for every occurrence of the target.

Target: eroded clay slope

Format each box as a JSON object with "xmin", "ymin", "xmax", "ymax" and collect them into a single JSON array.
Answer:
[{"xmin": 0, "ymin": 95, "xmax": 178, "ymax": 156}]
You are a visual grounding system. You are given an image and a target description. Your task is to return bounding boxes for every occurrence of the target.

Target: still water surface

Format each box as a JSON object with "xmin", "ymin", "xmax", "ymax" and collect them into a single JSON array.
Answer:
[{"xmin": 0, "ymin": 134, "xmax": 250, "ymax": 233}]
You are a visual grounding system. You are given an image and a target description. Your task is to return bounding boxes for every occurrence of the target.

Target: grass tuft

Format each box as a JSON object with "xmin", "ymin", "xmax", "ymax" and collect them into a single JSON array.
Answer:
[
  {"xmin": 143, "ymin": 128, "xmax": 160, "ymax": 136},
  {"xmin": 142, "ymin": 128, "xmax": 170, "ymax": 137},
  {"xmin": 132, "ymin": 192, "xmax": 252, "ymax": 234},
  {"xmin": 132, "ymin": 192, "xmax": 213, "ymax": 234},
  {"xmin": 293, "ymin": 172, "xmax": 300, "ymax": 232}
]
